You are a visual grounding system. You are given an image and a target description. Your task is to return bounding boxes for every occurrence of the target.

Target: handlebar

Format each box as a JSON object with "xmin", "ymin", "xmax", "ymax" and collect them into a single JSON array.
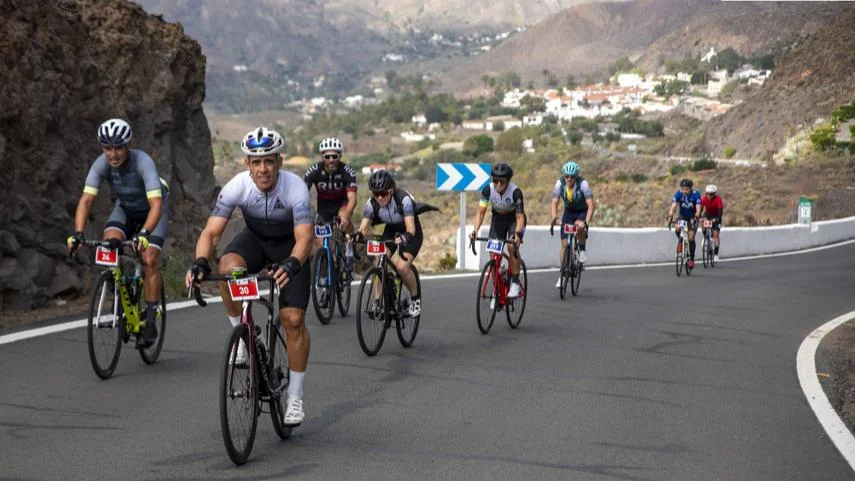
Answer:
[
  {"xmin": 72, "ymin": 238, "xmax": 142, "ymax": 262},
  {"xmin": 189, "ymin": 270, "xmax": 276, "ymax": 307},
  {"xmin": 469, "ymin": 236, "xmax": 522, "ymax": 259}
]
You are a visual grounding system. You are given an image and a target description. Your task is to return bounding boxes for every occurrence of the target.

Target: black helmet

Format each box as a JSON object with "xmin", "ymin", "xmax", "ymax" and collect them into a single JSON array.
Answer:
[
  {"xmin": 369, "ymin": 169, "xmax": 395, "ymax": 192},
  {"xmin": 491, "ymin": 163, "xmax": 513, "ymax": 179},
  {"xmin": 680, "ymin": 178, "xmax": 693, "ymax": 188}
]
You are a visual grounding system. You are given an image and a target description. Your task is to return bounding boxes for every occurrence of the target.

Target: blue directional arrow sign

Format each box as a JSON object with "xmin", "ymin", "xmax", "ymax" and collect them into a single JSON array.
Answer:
[{"xmin": 436, "ymin": 163, "xmax": 491, "ymax": 192}]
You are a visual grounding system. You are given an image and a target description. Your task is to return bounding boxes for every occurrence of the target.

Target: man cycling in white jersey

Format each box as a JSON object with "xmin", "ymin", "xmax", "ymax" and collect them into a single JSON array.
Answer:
[
  {"xmin": 550, "ymin": 161, "xmax": 595, "ymax": 288},
  {"xmin": 68, "ymin": 118, "xmax": 168, "ymax": 347},
  {"xmin": 185, "ymin": 127, "xmax": 313, "ymax": 427}
]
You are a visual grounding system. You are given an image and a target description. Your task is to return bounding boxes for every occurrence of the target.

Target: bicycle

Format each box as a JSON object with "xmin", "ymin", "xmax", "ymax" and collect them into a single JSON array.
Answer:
[
  {"xmin": 310, "ymin": 221, "xmax": 353, "ymax": 324},
  {"xmin": 78, "ymin": 239, "xmax": 166, "ymax": 380},
  {"xmin": 470, "ymin": 236, "xmax": 528, "ymax": 334},
  {"xmin": 190, "ymin": 268, "xmax": 291, "ymax": 465},
  {"xmin": 668, "ymin": 219, "xmax": 693, "ymax": 277},
  {"xmin": 550, "ymin": 219, "xmax": 583, "ymax": 299},
  {"xmin": 701, "ymin": 218, "xmax": 717, "ymax": 268},
  {"xmin": 353, "ymin": 236, "xmax": 421, "ymax": 356}
]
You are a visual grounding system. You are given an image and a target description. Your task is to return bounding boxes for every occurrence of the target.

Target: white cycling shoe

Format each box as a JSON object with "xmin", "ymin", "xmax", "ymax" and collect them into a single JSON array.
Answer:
[
  {"xmin": 555, "ymin": 276, "xmax": 562, "ymax": 288},
  {"xmin": 408, "ymin": 298, "xmax": 421, "ymax": 317},
  {"xmin": 284, "ymin": 397, "xmax": 305, "ymax": 426},
  {"xmin": 578, "ymin": 251, "xmax": 588, "ymax": 264},
  {"xmin": 507, "ymin": 282, "xmax": 521, "ymax": 298},
  {"xmin": 230, "ymin": 339, "xmax": 248, "ymax": 367},
  {"xmin": 714, "ymin": 255, "xmax": 720, "ymax": 262}
]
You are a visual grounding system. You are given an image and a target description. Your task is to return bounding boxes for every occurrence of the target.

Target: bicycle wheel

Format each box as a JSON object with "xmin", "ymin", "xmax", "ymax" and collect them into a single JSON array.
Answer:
[
  {"xmin": 570, "ymin": 247, "xmax": 582, "ymax": 296},
  {"xmin": 336, "ymin": 250, "xmax": 352, "ymax": 317},
  {"xmin": 559, "ymin": 246, "xmax": 569, "ymax": 300},
  {"xmin": 709, "ymin": 237, "xmax": 716, "ymax": 268},
  {"xmin": 396, "ymin": 265, "xmax": 421, "ymax": 347},
  {"xmin": 311, "ymin": 250, "xmax": 335, "ymax": 325},
  {"xmin": 475, "ymin": 260, "xmax": 499, "ymax": 334},
  {"xmin": 675, "ymin": 246, "xmax": 683, "ymax": 277},
  {"xmin": 701, "ymin": 236, "xmax": 709, "ymax": 268},
  {"xmin": 139, "ymin": 273, "xmax": 166, "ymax": 364},
  {"xmin": 267, "ymin": 320, "xmax": 292, "ymax": 440},
  {"xmin": 220, "ymin": 324, "xmax": 259, "ymax": 465},
  {"xmin": 356, "ymin": 267, "xmax": 388, "ymax": 356},
  {"xmin": 506, "ymin": 260, "xmax": 528, "ymax": 329},
  {"xmin": 87, "ymin": 271, "xmax": 123, "ymax": 380}
]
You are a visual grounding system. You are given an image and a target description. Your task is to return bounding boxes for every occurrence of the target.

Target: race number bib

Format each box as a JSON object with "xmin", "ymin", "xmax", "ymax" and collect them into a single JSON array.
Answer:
[
  {"xmin": 228, "ymin": 278, "xmax": 260, "ymax": 301},
  {"xmin": 366, "ymin": 240, "xmax": 386, "ymax": 256},
  {"xmin": 677, "ymin": 220, "xmax": 688, "ymax": 229},
  {"xmin": 702, "ymin": 219, "xmax": 713, "ymax": 228},
  {"xmin": 94, "ymin": 246, "xmax": 119, "ymax": 266},
  {"xmin": 486, "ymin": 239, "xmax": 504, "ymax": 254},
  {"xmin": 563, "ymin": 224, "xmax": 577, "ymax": 234},
  {"xmin": 314, "ymin": 224, "xmax": 333, "ymax": 238}
]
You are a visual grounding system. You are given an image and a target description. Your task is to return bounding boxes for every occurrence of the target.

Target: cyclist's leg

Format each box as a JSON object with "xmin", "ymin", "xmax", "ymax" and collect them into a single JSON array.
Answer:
[
  {"xmin": 141, "ymin": 195, "xmax": 168, "ymax": 306},
  {"xmin": 392, "ymin": 223, "xmax": 422, "ymax": 296},
  {"xmin": 219, "ymin": 230, "xmax": 266, "ymax": 325},
  {"xmin": 712, "ymin": 222, "xmax": 721, "ymax": 254},
  {"xmin": 687, "ymin": 218, "xmax": 697, "ymax": 259},
  {"xmin": 104, "ymin": 202, "xmax": 131, "ymax": 243},
  {"xmin": 559, "ymin": 209, "xmax": 571, "ymax": 263}
]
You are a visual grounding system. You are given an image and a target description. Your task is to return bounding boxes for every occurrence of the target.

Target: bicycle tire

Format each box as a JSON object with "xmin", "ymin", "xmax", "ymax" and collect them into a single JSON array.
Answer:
[
  {"xmin": 139, "ymin": 273, "xmax": 166, "ymax": 364},
  {"xmin": 220, "ymin": 324, "xmax": 259, "ymax": 465},
  {"xmin": 559, "ymin": 245, "xmax": 569, "ymax": 300},
  {"xmin": 87, "ymin": 271, "xmax": 123, "ymax": 380},
  {"xmin": 676, "ymin": 243, "xmax": 684, "ymax": 277},
  {"xmin": 311, "ymin": 251, "xmax": 335, "ymax": 325},
  {"xmin": 267, "ymin": 320, "xmax": 292, "ymax": 440},
  {"xmin": 701, "ymin": 236, "xmax": 708, "ymax": 268},
  {"xmin": 506, "ymin": 260, "xmax": 527, "ymax": 329},
  {"xmin": 396, "ymin": 265, "xmax": 421, "ymax": 347},
  {"xmin": 475, "ymin": 259, "xmax": 498, "ymax": 334},
  {"xmin": 356, "ymin": 267, "xmax": 388, "ymax": 356},
  {"xmin": 709, "ymin": 236, "xmax": 716, "ymax": 268},
  {"xmin": 570, "ymin": 246, "xmax": 582, "ymax": 296},
  {"xmin": 336, "ymin": 249, "xmax": 352, "ymax": 317}
]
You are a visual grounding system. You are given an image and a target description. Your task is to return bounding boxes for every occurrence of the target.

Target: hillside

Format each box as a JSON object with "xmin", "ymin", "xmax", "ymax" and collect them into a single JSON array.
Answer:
[{"xmin": 699, "ymin": 7, "xmax": 855, "ymax": 161}]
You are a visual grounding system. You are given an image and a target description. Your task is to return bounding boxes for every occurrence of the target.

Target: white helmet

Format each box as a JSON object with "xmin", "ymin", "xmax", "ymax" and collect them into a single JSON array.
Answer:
[
  {"xmin": 318, "ymin": 137, "xmax": 343, "ymax": 153},
  {"xmin": 241, "ymin": 127, "xmax": 285, "ymax": 156},
  {"xmin": 98, "ymin": 118, "xmax": 132, "ymax": 146},
  {"xmin": 705, "ymin": 184, "xmax": 718, "ymax": 194}
]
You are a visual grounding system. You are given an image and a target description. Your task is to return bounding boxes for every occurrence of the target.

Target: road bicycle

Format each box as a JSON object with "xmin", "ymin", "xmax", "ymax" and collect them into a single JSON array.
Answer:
[
  {"xmin": 668, "ymin": 219, "xmax": 694, "ymax": 277},
  {"xmin": 354, "ymin": 236, "xmax": 421, "ymax": 356},
  {"xmin": 550, "ymin": 219, "xmax": 583, "ymax": 299},
  {"xmin": 191, "ymin": 268, "xmax": 291, "ymax": 465},
  {"xmin": 79, "ymin": 239, "xmax": 166, "ymax": 380},
  {"xmin": 310, "ymin": 221, "xmax": 352, "ymax": 324},
  {"xmin": 701, "ymin": 218, "xmax": 717, "ymax": 268},
  {"xmin": 470, "ymin": 236, "xmax": 528, "ymax": 334}
]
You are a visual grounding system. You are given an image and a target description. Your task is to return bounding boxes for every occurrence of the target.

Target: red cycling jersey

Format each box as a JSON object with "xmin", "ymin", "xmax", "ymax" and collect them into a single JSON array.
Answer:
[{"xmin": 701, "ymin": 194, "xmax": 723, "ymax": 218}]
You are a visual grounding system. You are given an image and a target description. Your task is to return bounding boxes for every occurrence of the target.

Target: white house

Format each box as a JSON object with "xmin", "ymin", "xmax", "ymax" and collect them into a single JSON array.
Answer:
[
  {"xmin": 462, "ymin": 119, "xmax": 485, "ymax": 130},
  {"xmin": 412, "ymin": 113, "xmax": 427, "ymax": 126},
  {"xmin": 501, "ymin": 89, "xmax": 530, "ymax": 108},
  {"xmin": 710, "ymin": 69, "xmax": 729, "ymax": 81},
  {"xmin": 523, "ymin": 114, "xmax": 543, "ymax": 126},
  {"xmin": 343, "ymin": 95, "xmax": 364, "ymax": 108},
  {"xmin": 522, "ymin": 138, "xmax": 535, "ymax": 153},
  {"xmin": 617, "ymin": 73, "xmax": 642, "ymax": 88},
  {"xmin": 676, "ymin": 72, "xmax": 693, "ymax": 83},
  {"xmin": 233, "ymin": 65, "xmax": 248, "ymax": 72},
  {"xmin": 400, "ymin": 131, "xmax": 436, "ymax": 142},
  {"xmin": 485, "ymin": 115, "xmax": 522, "ymax": 131}
]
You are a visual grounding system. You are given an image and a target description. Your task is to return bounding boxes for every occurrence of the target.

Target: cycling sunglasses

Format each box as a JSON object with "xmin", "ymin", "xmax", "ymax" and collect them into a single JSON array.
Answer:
[
  {"xmin": 492, "ymin": 177, "xmax": 509, "ymax": 184},
  {"xmin": 323, "ymin": 154, "xmax": 340, "ymax": 160},
  {"xmin": 564, "ymin": 174, "xmax": 578, "ymax": 180},
  {"xmin": 372, "ymin": 190, "xmax": 391, "ymax": 199}
]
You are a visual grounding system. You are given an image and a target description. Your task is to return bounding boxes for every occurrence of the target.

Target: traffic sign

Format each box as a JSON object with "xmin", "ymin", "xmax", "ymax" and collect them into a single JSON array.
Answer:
[
  {"xmin": 798, "ymin": 196, "xmax": 813, "ymax": 225},
  {"xmin": 436, "ymin": 163, "xmax": 490, "ymax": 192}
]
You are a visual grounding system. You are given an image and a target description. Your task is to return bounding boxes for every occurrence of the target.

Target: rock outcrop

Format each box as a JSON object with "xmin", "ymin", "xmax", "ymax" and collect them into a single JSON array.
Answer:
[{"xmin": 0, "ymin": 0, "xmax": 215, "ymax": 310}]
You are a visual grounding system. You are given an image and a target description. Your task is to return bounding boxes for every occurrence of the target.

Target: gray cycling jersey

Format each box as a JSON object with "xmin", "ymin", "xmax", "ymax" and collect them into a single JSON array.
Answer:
[
  {"xmin": 479, "ymin": 181, "xmax": 524, "ymax": 216},
  {"xmin": 362, "ymin": 193, "xmax": 415, "ymax": 226},
  {"xmin": 212, "ymin": 170, "xmax": 313, "ymax": 240},
  {"xmin": 84, "ymin": 149, "xmax": 165, "ymax": 212}
]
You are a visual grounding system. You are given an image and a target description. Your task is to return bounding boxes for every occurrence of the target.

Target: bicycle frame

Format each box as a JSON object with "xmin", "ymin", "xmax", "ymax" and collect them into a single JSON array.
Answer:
[
  {"xmin": 88, "ymin": 240, "xmax": 144, "ymax": 334},
  {"xmin": 366, "ymin": 238, "xmax": 403, "ymax": 320},
  {"xmin": 472, "ymin": 237, "xmax": 516, "ymax": 308}
]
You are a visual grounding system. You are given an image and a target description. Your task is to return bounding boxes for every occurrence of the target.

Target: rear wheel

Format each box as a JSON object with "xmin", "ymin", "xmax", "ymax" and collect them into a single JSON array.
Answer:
[
  {"xmin": 559, "ymin": 246, "xmax": 569, "ymax": 300},
  {"xmin": 396, "ymin": 265, "xmax": 421, "ymax": 347},
  {"xmin": 506, "ymin": 260, "xmax": 528, "ymax": 329},
  {"xmin": 570, "ymin": 248, "xmax": 582, "ymax": 296},
  {"xmin": 356, "ymin": 267, "xmax": 388, "ymax": 356},
  {"xmin": 267, "ymin": 321, "xmax": 292, "ymax": 440},
  {"xmin": 311, "ymin": 251, "xmax": 335, "ymax": 325},
  {"xmin": 220, "ymin": 324, "xmax": 259, "ymax": 465},
  {"xmin": 87, "ymin": 271, "xmax": 123, "ymax": 380},
  {"xmin": 139, "ymin": 273, "xmax": 166, "ymax": 364},
  {"xmin": 675, "ymin": 244, "xmax": 683, "ymax": 277},
  {"xmin": 336, "ymin": 250, "xmax": 352, "ymax": 317},
  {"xmin": 475, "ymin": 260, "xmax": 498, "ymax": 334}
]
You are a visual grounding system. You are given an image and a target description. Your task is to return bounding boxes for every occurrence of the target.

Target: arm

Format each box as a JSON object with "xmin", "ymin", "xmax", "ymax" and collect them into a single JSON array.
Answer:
[
  {"xmin": 194, "ymin": 216, "xmax": 229, "ymax": 260},
  {"xmin": 585, "ymin": 197, "xmax": 595, "ymax": 224},
  {"xmin": 73, "ymin": 193, "xmax": 97, "ymax": 233},
  {"xmin": 551, "ymin": 197, "xmax": 559, "ymax": 221},
  {"xmin": 290, "ymin": 223, "xmax": 313, "ymax": 266},
  {"xmin": 472, "ymin": 205, "xmax": 488, "ymax": 237},
  {"xmin": 142, "ymin": 196, "xmax": 163, "ymax": 233},
  {"xmin": 404, "ymin": 215, "xmax": 417, "ymax": 237},
  {"xmin": 551, "ymin": 179, "xmax": 562, "ymax": 221},
  {"xmin": 339, "ymin": 191, "xmax": 358, "ymax": 231},
  {"xmin": 668, "ymin": 201, "xmax": 677, "ymax": 220}
]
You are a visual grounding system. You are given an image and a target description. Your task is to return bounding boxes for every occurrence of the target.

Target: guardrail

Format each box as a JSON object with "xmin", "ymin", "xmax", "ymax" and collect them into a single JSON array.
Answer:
[{"xmin": 457, "ymin": 215, "xmax": 855, "ymax": 270}]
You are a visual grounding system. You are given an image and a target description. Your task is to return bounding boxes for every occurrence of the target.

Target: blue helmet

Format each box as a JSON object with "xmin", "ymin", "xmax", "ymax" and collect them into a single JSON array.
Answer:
[{"xmin": 562, "ymin": 162, "xmax": 580, "ymax": 177}]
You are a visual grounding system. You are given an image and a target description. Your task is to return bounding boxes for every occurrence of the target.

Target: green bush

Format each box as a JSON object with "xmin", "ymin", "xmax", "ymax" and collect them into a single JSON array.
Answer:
[
  {"xmin": 438, "ymin": 252, "xmax": 457, "ymax": 271},
  {"xmin": 810, "ymin": 124, "xmax": 837, "ymax": 151},
  {"xmin": 669, "ymin": 164, "xmax": 686, "ymax": 175},
  {"xmin": 690, "ymin": 158, "xmax": 718, "ymax": 171},
  {"xmin": 496, "ymin": 127, "xmax": 524, "ymax": 153},
  {"xmin": 723, "ymin": 146, "xmax": 736, "ymax": 159},
  {"xmin": 630, "ymin": 173, "xmax": 647, "ymax": 183},
  {"xmin": 462, "ymin": 135, "xmax": 494, "ymax": 157}
]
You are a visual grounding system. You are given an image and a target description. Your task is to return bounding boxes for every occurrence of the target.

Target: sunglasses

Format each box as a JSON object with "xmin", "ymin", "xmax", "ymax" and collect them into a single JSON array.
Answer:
[
  {"xmin": 323, "ymin": 154, "xmax": 340, "ymax": 160},
  {"xmin": 372, "ymin": 190, "xmax": 391, "ymax": 199},
  {"xmin": 492, "ymin": 177, "xmax": 508, "ymax": 184},
  {"xmin": 564, "ymin": 175, "xmax": 578, "ymax": 180}
]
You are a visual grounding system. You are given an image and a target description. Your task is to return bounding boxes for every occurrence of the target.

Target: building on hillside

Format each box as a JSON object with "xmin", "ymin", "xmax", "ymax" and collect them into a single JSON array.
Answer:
[
  {"xmin": 522, "ymin": 138, "xmax": 535, "ymax": 153},
  {"xmin": 681, "ymin": 97, "xmax": 732, "ymax": 120},
  {"xmin": 400, "ymin": 131, "xmax": 436, "ymax": 142},
  {"xmin": 677, "ymin": 72, "xmax": 693, "ymax": 83},
  {"xmin": 710, "ymin": 69, "xmax": 729, "ymax": 81},
  {"xmin": 428, "ymin": 122, "xmax": 442, "ymax": 132},
  {"xmin": 523, "ymin": 114, "xmax": 544, "ymax": 126},
  {"xmin": 362, "ymin": 163, "xmax": 402, "ymax": 175},
  {"xmin": 501, "ymin": 89, "xmax": 530, "ymax": 108},
  {"xmin": 485, "ymin": 115, "xmax": 522, "ymax": 131},
  {"xmin": 701, "ymin": 46, "xmax": 717, "ymax": 63},
  {"xmin": 412, "ymin": 113, "xmax": 427, "ymax": 126},
  {"xmin": 344, "ymin": 95, "xmax": 364, "ymax": 108},
  {"xmin": 462, "ymin": 119, "xmax": 485, "ymax": 130},
  {"xmin": 617, "ymin": 73, "xmax": 642, "ymax": 88},
  {"xmin": 707, "ymin": 78, "xmax": 727, "ymax": 97}
]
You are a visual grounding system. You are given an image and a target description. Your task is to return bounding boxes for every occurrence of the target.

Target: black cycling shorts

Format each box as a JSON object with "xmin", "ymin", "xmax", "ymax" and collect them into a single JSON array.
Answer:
[
  {"xmin": 222, "ymin": 229, "xmax": 310, "ymax": 310},
  {"xmin": 382, "ymin": 220, "xmax": 423, "ymax": 260},
  {"xmin": 489, "ymin": 214, "xmax": 524, "ymax": 240}
]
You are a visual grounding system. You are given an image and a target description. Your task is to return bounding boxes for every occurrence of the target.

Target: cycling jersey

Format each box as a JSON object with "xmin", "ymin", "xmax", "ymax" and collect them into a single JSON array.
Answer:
[
  {"xmin": 304, "ymin": 162, "xmax": 357, "ymax": 203},
  {"xmin": 212, "ymin": 171, "xmax": 313, "ymax": 240},
  {"xmin": 480, "ymin": 182, "xmax": 524, "ymax": 217},
  {"xmin": 84, "ymin": 149, "xmax": 166, "ymax": 212},
  {"xmin": 362, "ymin": 190, "xmax": 415, "ymax": 226},
  {"xmin": 673, "ymin": 190, "xmax": 702, "ymax": 219},
  {"xmin": 553, "ymin": 177, "xmax": 592, "ymax": 212},
  {"xmin": 701, "ymin": 194, "xmax": 723, "ymax": 218}
]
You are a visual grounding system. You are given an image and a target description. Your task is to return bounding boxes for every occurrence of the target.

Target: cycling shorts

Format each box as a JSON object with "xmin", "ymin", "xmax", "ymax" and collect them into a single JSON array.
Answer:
[
  {"xmin": 560, "ymin": 209, "xmax": 587, "ymax": 240},
  {"xmin": 382, "ymin": 219, "xmax": 424, "ymax": 260},
  {"xmin": 104, "ymin": 195, "xmax": 169, "ymax": 249}
]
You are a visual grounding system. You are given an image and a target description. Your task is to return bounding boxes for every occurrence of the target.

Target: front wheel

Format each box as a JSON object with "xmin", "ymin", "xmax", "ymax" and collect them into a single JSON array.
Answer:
[
  {"xmin": 506, "ymin": 260, "xmax": 527, "ymax": 329},
  {"xmin": 220, "ymin": 324, "xmax": 259, "ymax": 465},
  {"xmin": 570, "ymin": 248, "xmax": 582, "ymax": 297},
  {"xmin": 87, "ymin": 271, "xmax": 123, "ymax": 380},
  {"xmin": 396, "ymin": 265, "xmax": 421, "ymax": 348},
  {"xmin": 356, "ymin": 267, "xmax": 388, "ymax": 356},
  {"xmin": 139, "ymin": 273, "xmax": 166, "ymax": 364},
  {"xmin": 336, "ymin": 250, "xmax": 352, "ymax": 317},
  {"xmin": 267, "ymin": 321, "xmax": 292, "ymax": 440},
  {"xmin": 675, "ymin": 246, "xmax": 683, "ymax": 277},
  {"xmin": 559, "ymin": 246, "xmax": 569, "ymax": 300},
  {"xmin": 475, "ymin": 260, "xmax": 498, "ymax": 334},
  {"xmin": 311, "ymin": 251, "xmax": 335, "ymax": 325}
]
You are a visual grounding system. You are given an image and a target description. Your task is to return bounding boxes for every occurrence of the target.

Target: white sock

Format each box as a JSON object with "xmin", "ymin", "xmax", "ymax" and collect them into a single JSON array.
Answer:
[
  {"xmin": 228, "ymin": 315, "xmax": 240, "ymax": 327},
  {"xmin": 288, "ymin": 370, "xmax": 305, "ymax": 399}
]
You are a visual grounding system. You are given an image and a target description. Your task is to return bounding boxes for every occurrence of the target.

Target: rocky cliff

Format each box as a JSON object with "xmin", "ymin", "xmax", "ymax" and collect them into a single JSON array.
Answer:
[{"xmin": 0, "ymin": 0, "xmax": 215, "ymax": 310}]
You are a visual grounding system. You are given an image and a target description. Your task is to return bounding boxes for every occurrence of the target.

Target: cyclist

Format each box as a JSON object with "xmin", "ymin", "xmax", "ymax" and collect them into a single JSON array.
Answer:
[
  {"xmin": 550, "ymin": 161, "xmax": 595, "ymax": 288},
  {"xmin": 470, "ymin": 163, "xmax": 526, "ymax": 298},
  {"xmin": 667, "ymin": 178, "xmax": 702, "ymax": 268},
  {"xmin": 185, "ymin": 127, "xmax": 313, "ymax": 427},
  {"xmin": 700, "ymin": 184, "xmax": 723, "ymax": 262},
  {"xmin": 67, "ymin": 118, "xmax": 168, "ymax": 347},
  {"xmin": 352, "ymin": 169, "xmax": 429, "ymax": 317},
  {"xmin": 303, "ymin": 137, "xmax": 358, "ymax": 273}
]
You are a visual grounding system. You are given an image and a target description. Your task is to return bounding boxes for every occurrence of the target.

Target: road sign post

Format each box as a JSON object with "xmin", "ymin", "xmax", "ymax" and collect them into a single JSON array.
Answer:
[
  {"xmin": 798, "ymin": 196, "xmax": 813, "ymax": 225},
  {"xmin": 436, "ymin": 163, "xmax": 491, "ymax": 269}
]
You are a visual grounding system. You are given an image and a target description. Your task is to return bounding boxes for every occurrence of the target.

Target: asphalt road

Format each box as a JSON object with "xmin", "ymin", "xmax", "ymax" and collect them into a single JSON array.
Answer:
[{"xmin": 2, "ymin": 244, "xmax": 855, "ymax": 480}]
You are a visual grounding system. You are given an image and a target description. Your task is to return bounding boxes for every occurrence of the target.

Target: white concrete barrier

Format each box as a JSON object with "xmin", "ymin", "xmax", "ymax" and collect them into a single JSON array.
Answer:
[{"xmin": 457, "ymin": 215, "xmax": 855, "ymax": 270}]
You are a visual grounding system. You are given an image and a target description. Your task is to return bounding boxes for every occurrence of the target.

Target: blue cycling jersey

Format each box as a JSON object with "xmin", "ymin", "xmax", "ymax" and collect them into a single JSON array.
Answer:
[{"xmin": 673, "ymin": 190, "xmax": 701, "ymax": 219}]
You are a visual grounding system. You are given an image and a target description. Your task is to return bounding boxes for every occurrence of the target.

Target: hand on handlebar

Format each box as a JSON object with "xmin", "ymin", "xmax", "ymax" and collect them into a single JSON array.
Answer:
[{"xmin": 268, "ymin": 256, "xmax": 301, "ymax": 289}]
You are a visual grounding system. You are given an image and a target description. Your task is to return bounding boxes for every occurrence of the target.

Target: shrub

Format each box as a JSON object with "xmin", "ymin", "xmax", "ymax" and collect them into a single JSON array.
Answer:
[
  {"xmin": 723, "ymin": 146, "xmax": 736, "ymax": 159},
  {"xmin": 669, "ymin": 164, "xmax": 686, "ymax": 175},
  {"xmin": 438, "ymin": 252, "xmax": 457, "ymax": 270},
  {"xmin": 462, "ymin": 135, "xmax": 494, "ymax": 157},
  {"xmin": 630, "ymin": 173, "xmax": 647, "ymax": 183},
  {"xmin": 690, "ymin": 158, "xmax": 718, "ymax": 171},
  {"xmin": 809, "ymin": 124, "xmax": 837, "ymax": 151}
]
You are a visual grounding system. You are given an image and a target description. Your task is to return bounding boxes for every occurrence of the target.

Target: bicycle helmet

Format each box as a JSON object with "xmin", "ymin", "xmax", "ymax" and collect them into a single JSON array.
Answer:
[
  {"xmin": 97, "ymin": 118, "xmax": 132, "ymax": 146},
  {"xmin": 240, "ymin": 127, "xmax": 285, "ymax": 157},
  {"xmin": 368, "ymin": 169, "xmax": 395, "ymax": 192},
  {"xmin": 705, "ymin": 184, "xmax": 718, "ymax": 194},
  {"xmin": 562, "ymin": 161, "xmax": 580, "ymax": 176},
  {"xmin": 490, "ymin": 163, "xmax": 513, "ymax": 179},
  {"xmin": 680, "ymin": 178, "xmax": 693, "ymax": 188},
  {"xmin": 318, "ymin": 137, "xmax": 343, "ymax": 153}
]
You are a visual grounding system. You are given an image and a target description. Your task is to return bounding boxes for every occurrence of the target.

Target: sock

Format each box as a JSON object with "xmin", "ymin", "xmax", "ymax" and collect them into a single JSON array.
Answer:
[
  {"xmin": 579, "ymin": 244, "xmax": 586, "ymax": 251},
  {"xmin": 288, "ymin": 370, "xmax": 305, "ymax": 399},
  {"xmin": 714, "ymin": 246, "xmax": 719, "ymax": 255},
  {"xmin": 145, "ymin": 301, "xmax": 159, "ymax": 324},
  {"xmin": 228, "ymin": 315, "xmax": 240, "ymax": 327},
  {"xmin": 690, "ymin": 240, "xmax": 696, "ymax": 259}
]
